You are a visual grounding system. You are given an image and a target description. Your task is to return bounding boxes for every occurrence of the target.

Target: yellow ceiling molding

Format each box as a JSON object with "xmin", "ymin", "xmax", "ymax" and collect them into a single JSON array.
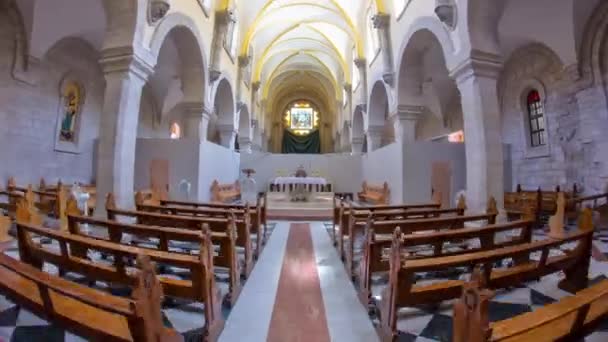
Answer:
[
  {"xmin": 239, "ymin": 0, "xmax": 366, "ymax": 59},
  {"xmin": 253, "ymin": 21, "xmax": 351, "ymax": 82},
  {"xmin": 263, "ymin": 53, "xmax": 339, "ymax": 98},
  {"xmin": 218, "ymin": 0, "xmax": 231, "ymax": 11},
  {"xmin": 260, "ymin": 30, "xmax": 349, "ymax": 83},
  {"xmin": 375, "ymin": 0, "xmax": 386, "ymax": 12}
]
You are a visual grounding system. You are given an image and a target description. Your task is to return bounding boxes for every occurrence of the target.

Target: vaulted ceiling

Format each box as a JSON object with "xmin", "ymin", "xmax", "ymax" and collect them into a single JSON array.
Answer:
[{"xmin": 234, "ymin": 0, "xmax": 376, "ymax": 125}]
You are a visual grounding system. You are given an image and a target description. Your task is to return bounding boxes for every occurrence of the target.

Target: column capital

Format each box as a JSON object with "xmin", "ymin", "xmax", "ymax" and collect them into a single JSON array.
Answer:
[
  {"xmin": 252, "ymin": 81, "xmax": 261, "ymax": 92},
  {"xmin": 355, "ymin": 103, "xmax": 367, "ymax": 114},
  {"xmin": 366, "ymin": 126, "xmax": 384, "ymax": 136},
  {"xmin": 100, "ymin": 47, "xmax": 154, "ymax": 81},
  {"xmin": 354, "ymin": 58, "xmax": 367, "ymax": 69},
  {"xmin": 179, "ymin": 102, "xmax": 213, "ymax": 120},
  {"xmin": 393, "ymin": 105, "xmax": 425, "ymax": 120},
  {"xmin": 238, "ymin": 55, "xmax": 251, "ymax": 68},
  {"xmin": 217, "ymin": 124, "xmax": 237, "ymax": 136},
  {"xmin": 449, "ymin": 50, "xmax": 503, "ymax": 83},
  {"xmin": 351, "ymin": 137, "xmax": 365, "ymax": 144},
  {"xmin": 372, "ymin": 13, "xmax": 391, "ymax": 29}
]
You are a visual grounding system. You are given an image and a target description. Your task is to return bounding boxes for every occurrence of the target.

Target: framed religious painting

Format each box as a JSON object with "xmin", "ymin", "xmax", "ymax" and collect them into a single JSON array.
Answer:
[{"xmin": 54, "ymin": 73, "xmax": 85, "ymax": 153}]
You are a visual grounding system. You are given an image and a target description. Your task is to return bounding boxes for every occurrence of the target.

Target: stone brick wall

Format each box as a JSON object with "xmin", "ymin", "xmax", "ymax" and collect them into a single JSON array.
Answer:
[
  {"xmin": 499, "ymin": 43, "xmax": 608, "ymax": 194},
  {"xmin": 0, "ymin": 36, "xmax": 104, "ymax": 186}
]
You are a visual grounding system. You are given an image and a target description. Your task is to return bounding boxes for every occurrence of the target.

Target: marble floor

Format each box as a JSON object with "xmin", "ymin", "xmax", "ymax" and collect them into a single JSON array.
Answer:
[{"xmin": 1, "ymin": 220, "xmax": 608, "ymax": 341}]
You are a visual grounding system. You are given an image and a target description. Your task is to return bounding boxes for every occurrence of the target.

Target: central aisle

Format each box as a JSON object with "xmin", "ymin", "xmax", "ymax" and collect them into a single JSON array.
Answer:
[{"xmin": 219, "ymin": 222, "xmax": 378, "ymax": 342}]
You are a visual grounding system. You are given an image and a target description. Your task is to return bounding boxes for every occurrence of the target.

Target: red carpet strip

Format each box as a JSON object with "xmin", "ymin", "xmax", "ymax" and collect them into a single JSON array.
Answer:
[{"xmin": 267, "ymin": 223, "xmax": 330, "ymax": 342}]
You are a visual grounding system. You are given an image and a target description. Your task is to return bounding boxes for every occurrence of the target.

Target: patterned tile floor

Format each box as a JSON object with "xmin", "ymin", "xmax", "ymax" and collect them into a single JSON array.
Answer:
[
  {"xmin": 325, "ymin": 222, "xmax": 608, "ymax": 342},
  {"xmin": 1, "ymin": 218, "xmax": 608, "ymax": 341},
  {"xmin": 0, "ymin": 223, "xmax": 277, "ymax": 342}
]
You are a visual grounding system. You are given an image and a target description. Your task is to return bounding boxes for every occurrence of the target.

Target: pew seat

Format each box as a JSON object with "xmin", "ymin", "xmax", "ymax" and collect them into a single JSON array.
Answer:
[
  {"xmin": 454, "ymin": 276, "xmax": 608, "ymax": 342},
  {"xmin": 0, "ymin": 253, "xmax": 182, "ymax": 342}
]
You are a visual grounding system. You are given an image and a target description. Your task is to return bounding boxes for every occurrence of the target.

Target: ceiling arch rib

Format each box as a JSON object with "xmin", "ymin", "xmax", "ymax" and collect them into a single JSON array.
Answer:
[{"xmin": 263, "ymin": 53, "xmax": 340, "ymax": 99}]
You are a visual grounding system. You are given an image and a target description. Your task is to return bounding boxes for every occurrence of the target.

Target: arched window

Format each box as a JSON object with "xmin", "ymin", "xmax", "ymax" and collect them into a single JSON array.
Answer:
[
  {"xmin": 526, "ymin": 90, "xmax": 546, "ymax": 147},
  {"xmin": 170, "ymin": 122, "xmax": 181, "ymax": 139}
]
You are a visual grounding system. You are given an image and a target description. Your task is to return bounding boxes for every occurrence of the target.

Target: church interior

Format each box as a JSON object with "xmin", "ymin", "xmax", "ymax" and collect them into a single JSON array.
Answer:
[{"xmin": 1, "ymin": 0, "xmax": 608, "ymax": 341}]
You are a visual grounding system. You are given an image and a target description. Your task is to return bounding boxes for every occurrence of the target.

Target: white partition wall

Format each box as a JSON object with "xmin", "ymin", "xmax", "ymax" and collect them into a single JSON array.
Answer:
[
  {"xmin": 198, "ymin": 141, "xmax": 241, "ymax": 202},
  {"xmin": 135, "ymin": 139, "xmax": 240, "ymax": 202},
  {"xmin": 361, "ymin": 143, "xmax": 405, "ymax": 204},
  {"xmin": 402, "ymin": 142, "xmax": 467, "ymax": 206},
  {"xmin": 134, "ymin": 139, "xmax": 202, "ymax": 200},
  {"xmin": 240, "ymin": 152, "xmax": 363, "ymax": 194}
]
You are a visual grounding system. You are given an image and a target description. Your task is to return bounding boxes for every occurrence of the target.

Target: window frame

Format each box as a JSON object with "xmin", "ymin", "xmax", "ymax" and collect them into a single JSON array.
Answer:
[{"xmin": 519, "ymin": 81, "xmax": 550, "ymax": 159}]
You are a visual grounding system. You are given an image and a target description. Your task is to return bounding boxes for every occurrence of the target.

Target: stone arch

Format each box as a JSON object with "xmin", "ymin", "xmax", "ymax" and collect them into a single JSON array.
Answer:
[
  {"xmin": 578, "ymin": 1, "xmax": 608, "ymax": 88},
  {"xmin": 395, "ymin": 16, "xmax": 455, "ymax": 81},
  {"xmin": 150, "ymin": 13, "xmax": 207, "ymax": 104},
  {"xmin": 210, "ymin": 76, "xmax": 236, "ymax": 148},
  {"xmin": 237, "ymin": 102, "xmax": 252, "ymax": 152},
  {"xmin": 367, "ymin": 80, "xmax": 390, "ymax": 128},
  {"xmin": 352, "ymin": 105, "xmax": 365, "ymax": 139},
  {"xmin": 396, "ymin": 27, "xmax": 461, "ymax": 141},
  {"xmin": 498, "ymin": 43, "xmax": 568, "ymax": 189},
  {"xmin": 0, "ymin": 1, "xmax": 29, "ymax": 79},
  {"xmin": 367, "ymin": 80, "xmax": 393, "ymax": 150}
]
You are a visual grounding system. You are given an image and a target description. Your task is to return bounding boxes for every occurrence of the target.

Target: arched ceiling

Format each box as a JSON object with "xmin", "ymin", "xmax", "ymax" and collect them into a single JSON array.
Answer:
[{"xmin": 231, "ymin": 0, "xmax": 386, "ymax": 125}]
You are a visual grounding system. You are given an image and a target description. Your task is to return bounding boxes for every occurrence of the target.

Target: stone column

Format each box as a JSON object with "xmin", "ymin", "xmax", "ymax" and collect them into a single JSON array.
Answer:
[
  {"xmin": 261, "ymin": 131, "xmax": 268, "ymax": 152},
  {"xmin": 218, "ymin": 124, "xmax": 237, "ymax": 149},
  {"xmin": 238, "ymin": 136, "xmax": 252, "ymax": 153},
  {"xmin": 450, "ymin": 52, "xmax": 504, "ymax": 213},
  {"xmin": 372, "ymin": 13, "xmax": 395, "ymax": 86},
  {"xmin": 96, "ymin": 50, "xmax": 153, "ymax": 213},
  {"xmin": 366, "ymin": 126, "xmax": 384, "ymax": 152},
  {"xmin": 351, "ymin": 137, "xmax": 365, "ymax": 154},
  {"xmin": 392, "ymin": 105, "xmax": 424, "ymax": 143},
  {"xmin": 181, "ymin": 102, "xmax": 212, "ymax": 141},
  {"xmin": 354, "ymin": 58, "xmax": 368, "ymax": 105},
  {"xmin": 209, "ymin": 10, "xmax": 233, "ymax": 81}
]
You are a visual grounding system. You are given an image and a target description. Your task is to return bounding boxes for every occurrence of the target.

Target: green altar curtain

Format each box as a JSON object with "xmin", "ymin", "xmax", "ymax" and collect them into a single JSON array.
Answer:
[{"xmin": 282, "ymin": 129, "xmax": 321, "ymax": 154}]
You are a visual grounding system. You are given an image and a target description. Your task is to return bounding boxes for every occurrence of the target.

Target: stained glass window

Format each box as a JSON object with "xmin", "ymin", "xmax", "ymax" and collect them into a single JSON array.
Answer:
[
  {"xmin": 284, "ymin": 101, "xmax": 319, "ymax": 135},
  {"xmin": 526, "ymin": 90, "xmax": 546, "ymax": 147}
]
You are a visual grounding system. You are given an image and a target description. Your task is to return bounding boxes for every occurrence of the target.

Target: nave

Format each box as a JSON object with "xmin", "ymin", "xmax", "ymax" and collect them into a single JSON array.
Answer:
[{"xmin": 1, "ymin": 183, "xmax": 608, "ymax": 341}]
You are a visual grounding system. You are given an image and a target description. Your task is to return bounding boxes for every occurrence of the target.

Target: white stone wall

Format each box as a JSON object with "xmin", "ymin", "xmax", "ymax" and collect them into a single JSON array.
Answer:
[{"xmin": 0, "ymin": 37, "xmax": 104, "ymax": 185}]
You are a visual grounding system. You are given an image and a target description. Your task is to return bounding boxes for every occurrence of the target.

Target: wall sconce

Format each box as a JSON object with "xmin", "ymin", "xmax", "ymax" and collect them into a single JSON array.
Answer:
[{"xmin": 435, "ymin": 0, "xmax": 457, "ymax": 30}]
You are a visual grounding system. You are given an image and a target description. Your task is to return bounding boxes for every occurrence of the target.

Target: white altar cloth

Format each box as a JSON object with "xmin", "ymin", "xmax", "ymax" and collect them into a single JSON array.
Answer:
[{"xmin": 272, "ymin": 177, "xmax": 327, "ymax": 185}]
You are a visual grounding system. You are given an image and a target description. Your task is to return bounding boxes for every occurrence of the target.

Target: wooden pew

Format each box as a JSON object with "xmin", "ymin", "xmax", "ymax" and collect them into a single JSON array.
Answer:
[
  {"xmin": 453, "ymin": 269, "xmax": 608, "ymax": 342},
  {"xmin": 571, "ymin": 190, "xmax": 608, "ymax": 230},
  {"xmin": 341, "ymin": 196, "xmax": 471, "ymax": 278},
  {"xmin": 149, "ymin": 192, "xmax": 268, "ymax": 253},
  {"xmin": 16, "ymin": 220, "xmax": 224, "ymax": 341},
  {"xmin": 0, "ymin": 253, "xmax": 183, "ymax": 342},
  {"xmin": 505, "ymin": 184, "xmax": 579, "ymax": 225},
  {"xmin": 66, "ymin": 213, "xmax": 241, "ymax": 307},
  {"xmin": 210, "ymin": 180, "xmax": 241, "ymax": 203},
  {"xmin": 377, "ymin": 209, "xmax": 594, "ymax": 341},
  {"xmin": 107, "ymin": 194, "xmax": 253, "ymax": 278},
  {"xmin": 0, "ymin": 210, "xmax": 12, "ymax": 243},
  {"xmin": 358, "ymin": 181, "xmax": 390, "ymax": 204},
  {"xmin": 358, "ymin": 216, "xmax": 535, "ymax": 306},
  {"xmin": 332, "ymin": 197, "xmax": 445, "ymax": 248}
]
